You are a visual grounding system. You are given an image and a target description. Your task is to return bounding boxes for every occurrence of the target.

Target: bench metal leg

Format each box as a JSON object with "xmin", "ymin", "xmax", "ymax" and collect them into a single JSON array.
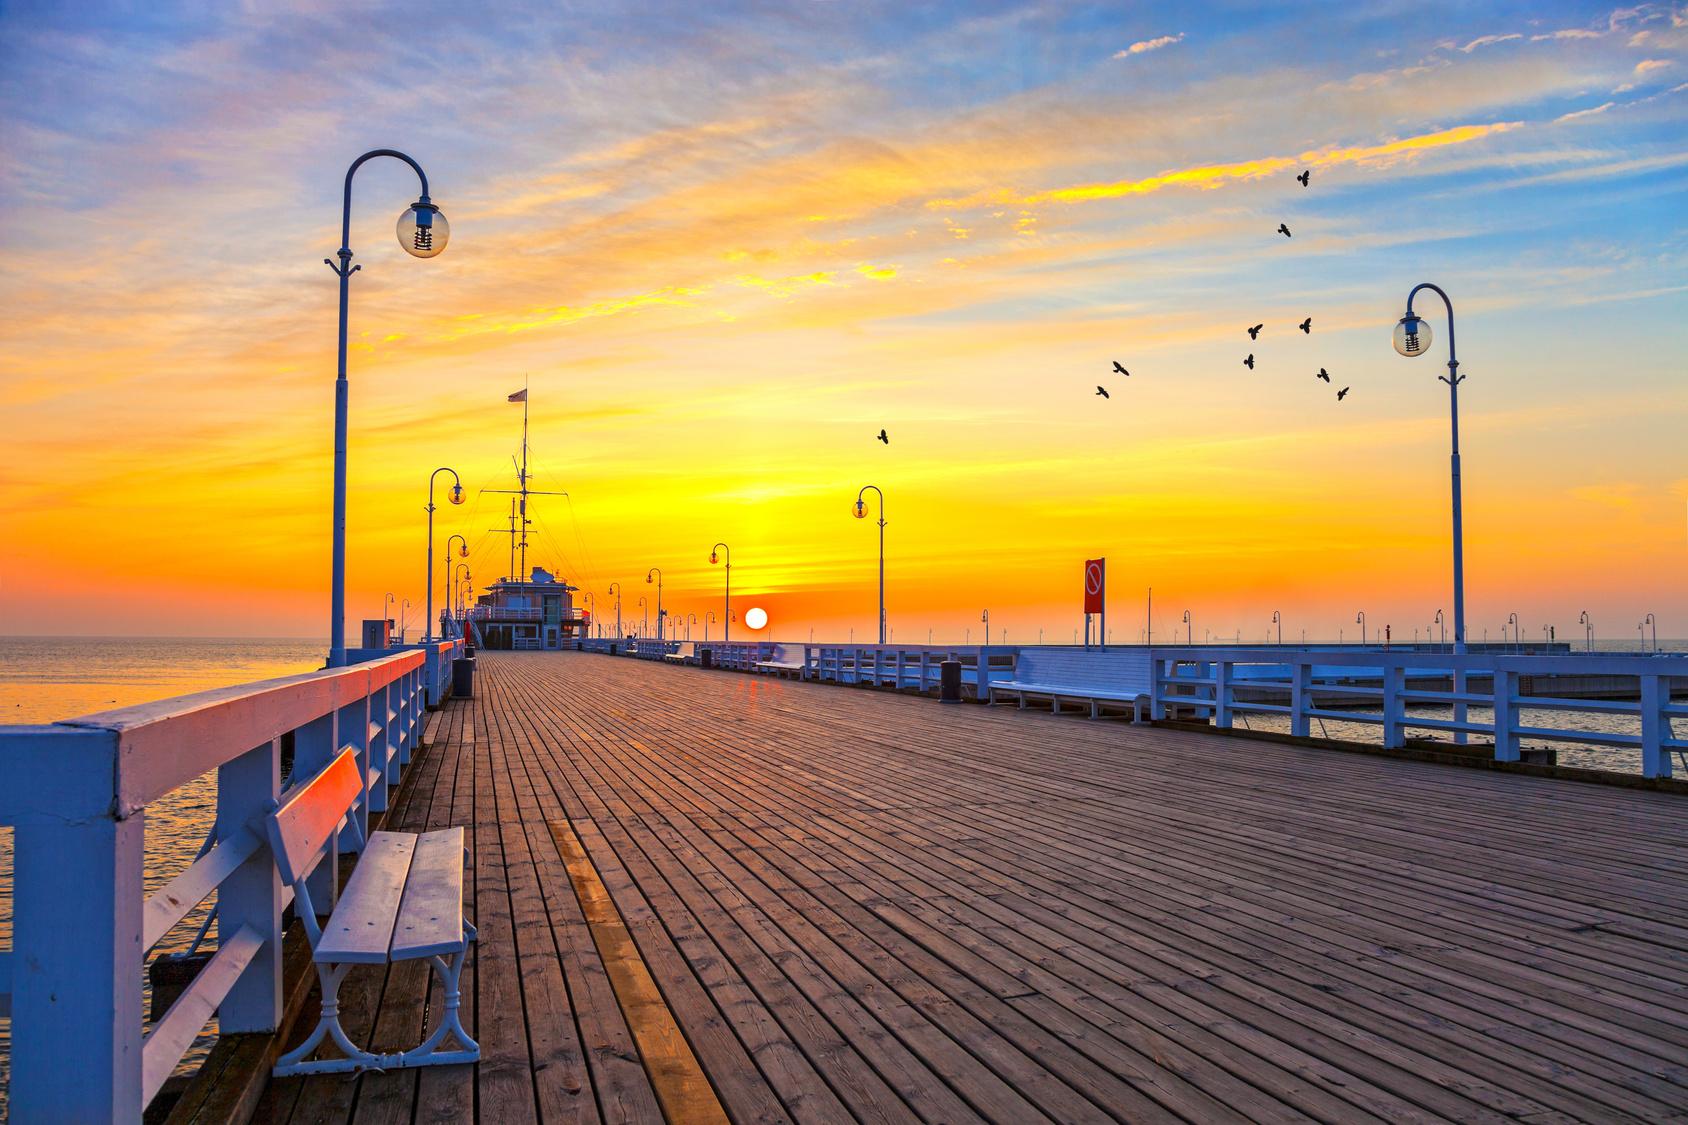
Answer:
[{"xmin": 274, "ymin": 925, "xmax": 480, "ymax": 1076}]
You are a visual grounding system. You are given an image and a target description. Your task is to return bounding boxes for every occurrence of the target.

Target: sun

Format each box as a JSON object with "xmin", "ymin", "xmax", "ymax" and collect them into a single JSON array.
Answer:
[{"xmin": 744, "ymin": 607, "xmax": 769, "ymax": 630}]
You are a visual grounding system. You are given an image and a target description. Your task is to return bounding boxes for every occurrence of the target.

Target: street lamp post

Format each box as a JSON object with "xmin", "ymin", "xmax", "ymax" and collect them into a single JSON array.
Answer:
[
  {"xmin": 1507, "ymin": 612, "xmax": 1519, "ymax": 651},
  {"xmin": 453, "ymin": 563, "xmax": 471, "ymax": 634},
  {"xmin": 647, "ymin": 568, "xmax": 664, "ymax": 641},
  {"xmin": 326, "ymin": 149, "xmax": 448, "ymax": 667},
  {"xmin": 1272, "ymin": 610, "xmax": 1281, "ymax": 646},
  {"xmin": 710, "ymin": 544, "xmax": 731, "ymax": 643},
  {"xmin": 706, "ymin": 610, "xmax": 716, "ymax": 643},
  {"xmin": 1394, "ymin": 283, "xmax": 1466, "ymax": 656},
  {"xmin": 1579, "ymin": 610, "xmax": 1592, "ymax": 652},
  {"xmin": 1182, "ymin": 610, "xmax": 1191, "ymax": 645},
  {"xmin": 980, "ymin": 610, "xmax": 989, "ymax": 649},
  {"xmin": 1435, "ymin": 609, "xmax": 1446, "ymax": 651},
  {"xmin": 854, "ymin": 486, "xmax": 887, "ymax": 644},
  {"xmin": 425, "ymin": 467, "xmax": 465, "ymax": 642},
  {"xmin": 438, "ymin": 533, "xmax": 467, "ymax": 641},
  {"xmin": 1356, "ymin": 611, "xmax": 1366, "ymax": 647},
  {"xmin": 688, "ymin": 613, "xmax": 698, "ymax": 642},
  {"xmin": 638, "ymin": 596, "xmax": 648, "ymax": 638},
  {"xmin": 1644, "ymin": 612, "xmax": 1657, "ymax": 653},
  {"xmin": 384, "ymin": 593, "xmax": 395, "ymax": 644},
  {"xmin": 400, "ymin": 598, "xmax": 411, "ymax": 642},
  {"xmin": 608, "ymin": 582, "xmax": 622, "ymax": 638}
]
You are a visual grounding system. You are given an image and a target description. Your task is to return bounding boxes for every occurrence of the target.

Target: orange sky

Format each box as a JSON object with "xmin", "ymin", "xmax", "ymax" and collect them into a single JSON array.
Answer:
[{"xmin": 2, "ymin": 3, "xmax": 1685, "ymax": 644}]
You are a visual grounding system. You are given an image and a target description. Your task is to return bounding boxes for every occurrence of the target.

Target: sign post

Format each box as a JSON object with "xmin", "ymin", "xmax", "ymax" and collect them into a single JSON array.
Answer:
[{"xmin": 1084, "ymin": 558, "xmax": 1106, "ymax": 651}]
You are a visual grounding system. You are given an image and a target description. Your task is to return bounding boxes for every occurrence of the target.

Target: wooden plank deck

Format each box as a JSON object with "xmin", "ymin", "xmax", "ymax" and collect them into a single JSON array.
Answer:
[{"xmin": 260, "ymin": 650, "xmax": 1688, "ymax": 1123}]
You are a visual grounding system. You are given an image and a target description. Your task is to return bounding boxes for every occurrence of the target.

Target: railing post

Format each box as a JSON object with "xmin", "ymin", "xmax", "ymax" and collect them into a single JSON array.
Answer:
[
  {"xmin": 9, "ymin": 728, "xmax": 143, "ymax": 1121},
  {"xmin": 1453, "ymin": 666, "xmax": 1469, "ymax": 745},
  {"xmin": 292, "ymin": 711, "xmax": 339, "ymax": 914},
  {"xmin": 1492, "ymin": 668, "xmax": 1520, "ymax": 762},
  {"xmin": 1382, "ymin": 663, "xmax": 1406, "ymax": 749},
  {"xmin": 975, "ymin": 646, "xmax": 991, "ymax": 699},
  {"xmin": 216, "ymin": 738, "xmax": 283, "ymax": 1032},
  {"xmin": 1150, "ymin": 656, "xmax": 1168, "ymax": 720},
  {"xmin": 1290, "ymin": 659, "xmax": 1311, "ymax": 737},
  {"xmin": 336, "ymin": 693, "xmax": 371, "ymax": 850},
  {"xmin": 1214, "ymin": 660, "xmax": 1232, "ymax": 728},
  {"xmin": 1639, "ymin": 675, "xmax": 1665, "ymax": 778}
]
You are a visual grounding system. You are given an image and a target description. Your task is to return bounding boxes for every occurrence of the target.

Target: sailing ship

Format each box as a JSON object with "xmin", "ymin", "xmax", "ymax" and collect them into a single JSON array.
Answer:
[{"xmin": 461, "ymin": 388, "xmax": 591, "ymax": 650}]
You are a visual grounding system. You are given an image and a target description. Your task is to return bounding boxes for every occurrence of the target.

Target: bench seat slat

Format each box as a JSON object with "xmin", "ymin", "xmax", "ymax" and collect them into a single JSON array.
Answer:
[
  {"xmin": 391, "ymin": 827, "xmax": 467, "ymax": 960},
  {"xmin": 316, "ymin": 831, "xmax": 414, "ymax": 964}
]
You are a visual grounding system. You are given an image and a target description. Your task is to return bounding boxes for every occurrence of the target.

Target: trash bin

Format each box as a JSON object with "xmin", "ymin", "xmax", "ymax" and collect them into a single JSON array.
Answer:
[
  {"xmin": 609, "ymin": 642, "xmax": 618, "ymax": 656},
  {"xmin": 700, "ymin": 647, "xmax": 713, "ymax": 669},
  {"xmin": 939, "ymin": 660, "xmax": 962, "ymax": 704},
  {"xmin": 452, "ymin": 656, "xmax": 476, "ymax": 699}
]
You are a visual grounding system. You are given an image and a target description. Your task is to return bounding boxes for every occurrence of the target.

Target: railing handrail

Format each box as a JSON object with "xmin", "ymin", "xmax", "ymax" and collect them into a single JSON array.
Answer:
[{"xmin": 1149, "ymin": 645, "xmax": 1688, "ymax": 674}]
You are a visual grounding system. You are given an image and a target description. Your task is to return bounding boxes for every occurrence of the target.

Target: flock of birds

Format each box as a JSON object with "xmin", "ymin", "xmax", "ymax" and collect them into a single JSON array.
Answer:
[
  {"xmin": 876, "ymin": 167, "xmax": 1341, "ymax": 445},
  {"xmin": 1093, "ymin": 166, "xmax": 1350, "ymax": 409}
]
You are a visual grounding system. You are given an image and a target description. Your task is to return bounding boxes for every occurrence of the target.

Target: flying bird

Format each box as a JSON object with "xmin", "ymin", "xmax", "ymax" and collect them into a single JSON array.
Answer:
[
  {"xmin": 1336, "ymin": 386, "xmax": 1350, "ymax": 401},
  {"xmin": 1247, "ymin": 324, "xmax": 1263, "ymax": 340},
  {"xmin": 877, "ymin": 429, "xmax": 889, "ymax": 444},
  {"xmin": 1112, "ymin": 361, "xmax": 1130, "ymax": 376},
  {"xmin": 1243, "ymin": 354, "xmax": 1255, "ymax": 370},
  {"xmin": 1278, "ymin": 223, "xmax": 1292, "ymax": 238},
  {"xmin": 1296, "ymin": 169, "xmax": 1310, "ymax": 187},
  {"xmin": 1096, "ymin": 386, "xmax": 1110, "ymax": 399},
  {"xmin": 1299, "ymin": 317, "xmax": 1312, "ymax": 334},
  {"xmin": 1316, "ymin": 368, "xmax": 1331, "ymax": 383}
]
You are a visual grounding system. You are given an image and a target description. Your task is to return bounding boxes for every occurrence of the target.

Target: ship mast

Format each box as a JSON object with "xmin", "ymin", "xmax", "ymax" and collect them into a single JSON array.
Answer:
[{"xmin": 487, "ymin": 380, "xmax": 563, "ymax": 584}]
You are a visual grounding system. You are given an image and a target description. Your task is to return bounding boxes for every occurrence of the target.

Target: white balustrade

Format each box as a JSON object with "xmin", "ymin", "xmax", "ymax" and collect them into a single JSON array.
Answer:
[{"xmin": 0, "ymin": 639, "xmax": 461, "ymax": 1120}]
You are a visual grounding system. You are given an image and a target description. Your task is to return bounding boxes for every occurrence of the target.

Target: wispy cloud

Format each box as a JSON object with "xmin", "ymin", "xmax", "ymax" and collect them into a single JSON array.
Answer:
[
  {"xmin": 1459, "ymin": 32, "xmax": 1523, "ymax": 52},
  {"xmin": 926, "ymin": 122, "xmax": 1523, "ymax": 210},
  {"xmin": 1555, "ymin": 101, "xmax": 1616, "ymax": 121},
  {"xmin": 1114, "ymin": 33, "xmax": 1183, "ymax": 59}
]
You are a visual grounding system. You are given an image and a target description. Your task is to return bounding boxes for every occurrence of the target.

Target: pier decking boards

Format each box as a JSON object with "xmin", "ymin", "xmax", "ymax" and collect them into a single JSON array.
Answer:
[{"xmin": 257, "ymin": 651, "xmax": 1688, "ymax": 1124}]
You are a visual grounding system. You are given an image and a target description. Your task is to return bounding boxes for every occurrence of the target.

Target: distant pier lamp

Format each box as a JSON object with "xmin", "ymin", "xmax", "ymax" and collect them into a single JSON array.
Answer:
[
  {"xmin": 1579, "ymin": 610, "xmax": 1592, "ymax": 652},
  {"xmin": 1507, "ymin": 612, "xmax": 1519, "ymax": 650},
  {"xmin": 454, "ymin": 564, "xmax": 471, "ymax": 622},
  {"xmin": 400, "ymin": 598, "xmax": 411, "ymax": 642},
  {"xmin": 638, "ymin": 595, "xmax": 648, "ymax": 638},
  {"xmin": 854, "ymin": 485, "xmax": 887, "ymax": 644},
  {"xmin": 1436, "ymin": 609, "xmax": 1446, "ymax": 651},
  {"xmin": 1356, "ymin": 610, "xmax": 1366, "ymax": 647},
  {"xmin": 647, "ymin": 568, "xmax": 664, "ymax": 641},
  {"xmin": 980, "ymin": 610, "xmax": 989, "ymax": 648},
  {"xmin": 710, "ymin": 544, "xmax": 731, "ymax": 642},
  {"xmin": 608, "ymin": 581, "xmax": 623, "ymax": 638},
  {"xmin": 384, "ymin": 593, "xmax": 395, "ymax": 644},
  {"xmin": 1394, "ymin": 283, "xmax": 1467, "ymax": 656},
  {"xmin": 325, "ymin": 149, "xmax": 448, "ymax": 667},
  {"xmin": 438, "ymin": 533, "xmax": 468, "ymax": 640},
  {"xmin": 688, "ymin": 613, "xmax": 698, "ymax": 642},
  {"xmin": 706, "ymin": 610, "xmax": 716, "ymax": 643},
  {"xmin": 1644, "ymin": 612, "xmax": 1657, "ymax": 653},
  {"xmin": 425, "ymin": 467, "xmax": 465, "ymax": 642},
  {"xmin": 1272, "ymin": 610, "xmax": 1281, "ymax": 645},
  {"xmin": 1182, "ymin": 610, "xmax": 1192, "ymax": 645}
]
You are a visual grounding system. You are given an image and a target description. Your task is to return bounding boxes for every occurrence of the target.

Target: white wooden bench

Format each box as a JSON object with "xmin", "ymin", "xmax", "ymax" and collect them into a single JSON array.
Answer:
[
  {"xmin": 754, "ymin": 643, "xmax": 808, "ymax": 679},
  {"xmin": 663, "ymin": 642, "xmax": 697, "ymax": 665},
  {"xmin": 266, "ymin": 747, "xmax": 478, "ymax": 1076},
  {"xmin": 988, "ymin": 649, "xmax": 1152, "ymax": 721}
]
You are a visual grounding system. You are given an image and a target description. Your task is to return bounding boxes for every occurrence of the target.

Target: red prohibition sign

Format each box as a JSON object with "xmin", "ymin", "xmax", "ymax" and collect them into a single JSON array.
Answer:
[{"xmin": 1085, "ymin": 561, "xmax": 1104, "ymax": 596}]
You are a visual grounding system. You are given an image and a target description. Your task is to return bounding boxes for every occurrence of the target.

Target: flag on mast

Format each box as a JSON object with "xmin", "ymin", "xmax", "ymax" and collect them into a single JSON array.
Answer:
[{"xmin": 507, "ymin": 388, "xmax": 527, "ymax": 402}]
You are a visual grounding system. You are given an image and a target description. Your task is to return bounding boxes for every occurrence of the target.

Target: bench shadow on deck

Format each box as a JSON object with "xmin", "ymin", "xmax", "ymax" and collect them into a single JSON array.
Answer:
[{"xmin": 257, "ymin": 650, "xmax": 1688, "ymax": 1124}]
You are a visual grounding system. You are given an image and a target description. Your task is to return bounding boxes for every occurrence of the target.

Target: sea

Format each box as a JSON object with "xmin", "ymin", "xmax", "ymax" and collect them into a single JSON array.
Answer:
[{"xmin": 0, "ymin": 633, "xmax": 1677, "ymax": 1112}]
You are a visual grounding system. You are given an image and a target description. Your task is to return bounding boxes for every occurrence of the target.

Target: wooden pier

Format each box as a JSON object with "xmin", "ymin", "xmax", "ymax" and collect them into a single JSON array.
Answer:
[{"xmin": 257, "ymin": 650, "xmax": 1688, "ymax": 1123}]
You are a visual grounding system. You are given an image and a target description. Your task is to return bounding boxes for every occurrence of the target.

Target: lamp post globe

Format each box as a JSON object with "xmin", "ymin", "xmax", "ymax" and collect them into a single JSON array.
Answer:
[
  {"xmin": 1393, "ymin": 313, "xmax": 1433, "ymax": 357},
  {"xmin": 397, "ymin": 201, "xmax": 449, "ymax": 258},
  {"xmin": 449, "ymin": 483, "xmax": 465, "ymax": 505}
]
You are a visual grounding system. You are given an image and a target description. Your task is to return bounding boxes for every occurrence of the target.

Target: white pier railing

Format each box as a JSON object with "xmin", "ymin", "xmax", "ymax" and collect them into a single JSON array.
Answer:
[
  {"xmin": 1150, "ymin": 646, "xmax": 1687, "ymax": 778},
  {"xmin": 0, "ymin": 638, "xmax": 461, "ymax": 1121}
]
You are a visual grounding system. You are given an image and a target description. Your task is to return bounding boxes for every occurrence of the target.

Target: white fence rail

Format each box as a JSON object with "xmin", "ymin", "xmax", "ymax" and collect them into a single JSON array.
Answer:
[
  {"xmin": 0, "ymin": 639, "xmax": 461, "ymax": 1120},
  {"xmin": 1150, "ymin": 646, "xmax": 1687, "ymax": 778}
]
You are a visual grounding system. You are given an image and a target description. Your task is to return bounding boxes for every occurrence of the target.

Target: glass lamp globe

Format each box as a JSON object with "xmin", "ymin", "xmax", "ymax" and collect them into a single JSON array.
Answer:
[
  {"xmin": 458, "ymin": 544, "xmax": 469, "ymax": 558},
  {"xmin": 853, "ymin": 500, "xmax": 867, "ymax": 519},
  {"xmin": 448, "ymin": 483, "xmax": 465, "ymax": 505},
  {"xmin": 397, "ymin": 201, "xmax": 448, "ymax": 258},
  {"xmin": 1393, "ymin": 314, "xmax": 1432, "ymax": 357},
  {"xmin": 709, "ymin": 552, "xmax": 718, "ymax": 564}
]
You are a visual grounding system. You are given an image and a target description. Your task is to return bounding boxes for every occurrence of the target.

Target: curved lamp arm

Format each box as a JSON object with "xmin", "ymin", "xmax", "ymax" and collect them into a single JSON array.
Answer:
[{"xmin": 340, "ymin": 149, "xmax": 431, "ymax": 255}]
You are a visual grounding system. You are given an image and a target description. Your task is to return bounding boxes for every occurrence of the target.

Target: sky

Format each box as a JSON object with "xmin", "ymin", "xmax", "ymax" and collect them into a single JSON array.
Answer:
[{"xmin": 0, "ymin": 0, "xmax": 1684, "ymax": 646}]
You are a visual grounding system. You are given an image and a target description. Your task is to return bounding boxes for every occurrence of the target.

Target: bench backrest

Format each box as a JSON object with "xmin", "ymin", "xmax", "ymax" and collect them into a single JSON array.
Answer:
[
  {"xmin": 675, "ymin": 642, "xmax": 695, "ymax": 658},
  {"xmin": 267, "ymin": 747, "xmax": 363, "ymax": 888},
  {"xmin": 1013, "ymin": 649, "xmax": 1153, "ymax": 693},
  {"xmin": 769, "ymin": 643, "xmax": 799, "ymax": 664}
]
